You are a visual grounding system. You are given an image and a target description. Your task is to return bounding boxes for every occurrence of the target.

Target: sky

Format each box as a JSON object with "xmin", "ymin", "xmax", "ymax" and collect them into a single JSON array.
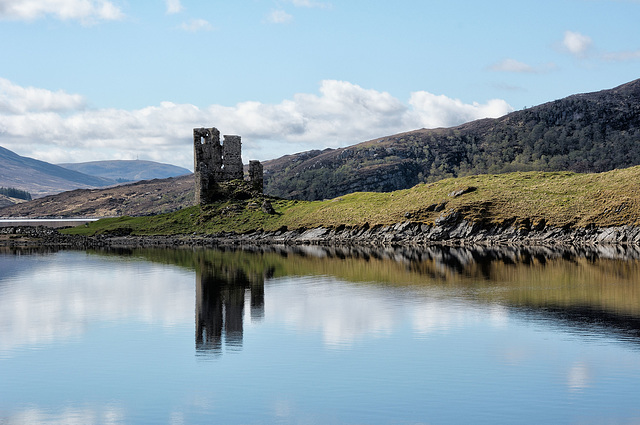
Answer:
[{"xmin": 0, "ymin": 0, "xmax": 639, "ymax": 171}]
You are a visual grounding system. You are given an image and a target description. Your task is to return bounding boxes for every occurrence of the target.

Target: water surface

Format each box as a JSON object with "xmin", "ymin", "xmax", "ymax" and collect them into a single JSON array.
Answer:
[{"xmin": 1, "ymin": 245, "xmax": 640, "ymax": 424}]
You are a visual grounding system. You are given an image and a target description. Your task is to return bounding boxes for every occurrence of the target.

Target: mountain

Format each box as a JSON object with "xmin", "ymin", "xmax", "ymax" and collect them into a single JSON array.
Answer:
[
  {"xmin": 263, "ymin": 79, "xmax": 640, "ymax": 200},
  {"xmin": 58, "ymin": 160, "xmax": 191, "ymax": 183},
  {"xmin": 0, "ymin": 145, "xmax": 115, "ymax": 198}
]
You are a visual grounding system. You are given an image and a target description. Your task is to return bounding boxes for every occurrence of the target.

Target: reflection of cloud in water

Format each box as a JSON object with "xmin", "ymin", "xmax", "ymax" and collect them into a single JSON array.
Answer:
[
  {"xmin": 0, "ymin": 254, "xmax": 193, "ymax": 354},
  {"xmin": 170, "ymin": 411, "xmax": 185, "ymax": 425},
  {"xmin": 265, "ymin": 276, "xmax": 396, "ymax": 347},
  {"xmin": 264, "ymin": 276, "xmax": 508, "ymax": 347},
  {"xmin": 413, "ymin": 301, "xmax": 508, "ymax": 335},
  {"xmin": 567, "ymin": 362, "xmax": 592, "ymax": 391},
  {"xmin": 4, "ymin": 404, "xmax": 125, "ymax": 425},
  {"xmin": 412, "ymin": 301, "xmax": 472, "ymax": 335}
]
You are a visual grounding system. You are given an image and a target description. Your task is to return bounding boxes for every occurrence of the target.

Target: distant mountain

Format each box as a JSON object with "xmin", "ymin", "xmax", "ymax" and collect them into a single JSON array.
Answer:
[
  {"xmin": 264, "ymin": 79, "xmax": 640, "ymax": 200},
  {"xmin": 58, "ymin": 160, "xmax": 191, "ymax": 183},
  {"xmin": 0, "ymin": 145, "xmax": 115, "ymax": 198}
]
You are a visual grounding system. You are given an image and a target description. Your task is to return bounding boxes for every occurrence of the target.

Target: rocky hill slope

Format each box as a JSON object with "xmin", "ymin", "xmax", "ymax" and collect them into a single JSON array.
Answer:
[
  {"xmin": 0, "ymin": 174, "xmax": 193, "ymax": 218},
  {"xmin": 263, "ymin": 79, "xmax": 640, "ymax": 200}
]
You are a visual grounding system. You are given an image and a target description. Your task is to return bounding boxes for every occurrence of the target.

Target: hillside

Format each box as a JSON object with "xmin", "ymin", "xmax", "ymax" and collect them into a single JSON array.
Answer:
[
  {"xmin": 0, "ymin": 194, "xmax": 26, "ymax": 209},
  {"xmin": 58, "ymin": 160, "xmax": 191, "ymax": 183},
  {"xmin": 0, "ymin": 174, "xmax": 193, "ymax": 218},
  {"xmin": 64, "ymin": 166, "xmax": 640, "ymax": 237},
  {"xmin": 263, "ymin": 79, "xmax": 640, "ymax": 200},
  {"xmin": 0, "ymin": 145, "xmax": 115, "ymax": 198}
]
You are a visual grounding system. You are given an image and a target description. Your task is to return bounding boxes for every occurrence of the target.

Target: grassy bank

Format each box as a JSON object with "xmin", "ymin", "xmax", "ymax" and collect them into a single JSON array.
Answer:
[{"xmin": 63, "ymin": 166, "xmax": 640, "ymax": 236}]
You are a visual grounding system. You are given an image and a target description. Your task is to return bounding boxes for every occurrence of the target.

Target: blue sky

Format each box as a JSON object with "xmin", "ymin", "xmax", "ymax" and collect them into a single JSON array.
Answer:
[{"xmin": 1, "ymin": 0, "xmax": 639, "ymax": 170}]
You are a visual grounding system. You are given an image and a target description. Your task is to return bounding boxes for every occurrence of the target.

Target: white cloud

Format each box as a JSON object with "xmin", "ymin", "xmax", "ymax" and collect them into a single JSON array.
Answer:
[
  {"xmin": 490, "ymin": 58, "xmax": 535, "ymax": 73},
  {"xmin": 559, "ymin": 30, "xmax": 640, "ymax": 62},
  {"xmin": 562, "ymin": 30, "xmax": 593, "ymax": 57},
  {"xmin": 0, "ymin": 78, "xmax": 86, "ymax": 114},
  {"xmin": 0, "ymin": 0, "xmax": 124, "ymax": 24},
  {"xmin": 408, "ymin": 91, "xmax": 513, "ymax": 129},
  {"xmin": 603, "ymin": 49, "xmax": 640, "ymax": 61},
  {"xmin": 489, "ymin": 59, "xmax": 557, "ymax": 74},
  {"xmin": 267, "ymin": 9, "xmax": 293, "ymax": 24},
  {"xmin": 165, "ymin": 0, "xmax": 183, "ymax": 14},
  {"xmin": 178, "ymin": 18, "xmax": 213, "ymax": 32},
  {"xmin": 0, "ymin": 78, "xmax": 512, "ymax": 170}
]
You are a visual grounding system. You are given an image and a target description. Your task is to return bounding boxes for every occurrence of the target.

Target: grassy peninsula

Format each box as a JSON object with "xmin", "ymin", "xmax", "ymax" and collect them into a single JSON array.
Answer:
[{"xmin": 62, "ymin": 166, "xmax": 640, "ymax": 237}]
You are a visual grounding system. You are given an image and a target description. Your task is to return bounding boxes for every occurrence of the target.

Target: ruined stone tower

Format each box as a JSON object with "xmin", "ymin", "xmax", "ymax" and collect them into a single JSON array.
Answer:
[
  {"xmin": 248, "ymin": 160, "xmax": 264, "ymax": 193},
  {"xmin": 193, "ymin": 127, "xmax": 263, "ymax": 205}
]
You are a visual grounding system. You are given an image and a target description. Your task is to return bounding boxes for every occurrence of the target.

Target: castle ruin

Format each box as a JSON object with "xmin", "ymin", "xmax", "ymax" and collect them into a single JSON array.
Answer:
[{"xmin": 193, "ymin": 127, "xmax": 263, "ymax": 204}]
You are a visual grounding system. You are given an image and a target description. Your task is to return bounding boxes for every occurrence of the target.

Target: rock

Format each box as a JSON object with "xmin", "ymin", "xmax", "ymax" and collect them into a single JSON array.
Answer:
[
  {"xmin": 300, "ymin": 228, "xmax": 329, "ymax": 239},
  {"xmin": 262, "ymin": 200, "xmax": 276, "ymax": 214},
  {"xmin": 448, "ymin": 186, "xmax": 477, "ymax": 198},
  {"xmin": 435, "ymin": 211, "xmax": 461, "ymax": 226},
  {"xmin": 434, "ymin": 202, "xmax": 447, "ymax": 212}
]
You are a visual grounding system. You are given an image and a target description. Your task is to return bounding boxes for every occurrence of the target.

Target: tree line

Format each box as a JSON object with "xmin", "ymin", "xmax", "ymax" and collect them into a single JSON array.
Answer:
[{"xmin": 0, "ymin": 187, "xmax": 32, "ymax": 201}]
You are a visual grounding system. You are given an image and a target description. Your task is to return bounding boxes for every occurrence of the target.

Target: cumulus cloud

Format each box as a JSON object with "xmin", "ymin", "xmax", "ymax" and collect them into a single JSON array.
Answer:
[
  {"xmin": 562, "ymin": 30, "xmax": 593, "ymax": 57},
  {"xmin": 0, "ymin": 0, "xmax": 124, "ymax": 23},
  {"xmin": 0, "ymin": 78, "xmax": 86, "ymax": 114},
  {"xmin": 165, "ymin": 0, "xmax": 183, "ymax": 14},
  {"xmin": 408, "ymin": 91, "xmax": 513, "ymax": 129},
  {"xmin": 267, "ymin": 9, "xmax": 293, "ymax": 24},
  {"xmin": 178, "ymin": 18, "xmax": 213, "ymax": 32},
  {"xmin": 0, "ymin": 78, "xmax": 512, "ymax": 170}
]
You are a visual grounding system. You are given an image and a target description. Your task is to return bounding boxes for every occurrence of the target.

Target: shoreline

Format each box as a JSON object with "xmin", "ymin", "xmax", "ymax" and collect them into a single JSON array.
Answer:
[{"xmin": 2, "ymin": 219, "xmax": 640, "ymax": 251}]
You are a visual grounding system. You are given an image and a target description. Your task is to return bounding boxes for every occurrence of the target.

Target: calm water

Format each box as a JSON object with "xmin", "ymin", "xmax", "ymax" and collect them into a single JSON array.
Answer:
[{"xmin": 1, "ymin": 245, "xmax": 640, "ymax": 424}]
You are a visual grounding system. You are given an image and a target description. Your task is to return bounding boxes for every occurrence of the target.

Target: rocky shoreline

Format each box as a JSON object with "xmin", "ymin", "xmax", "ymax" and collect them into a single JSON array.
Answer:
[{"xmin": 2, "ymin": 217, "xmax": 640, "ymax": 250}]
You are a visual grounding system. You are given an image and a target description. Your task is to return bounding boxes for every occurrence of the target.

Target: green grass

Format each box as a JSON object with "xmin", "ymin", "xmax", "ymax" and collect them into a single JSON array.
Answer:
[{"xmin": 62, "ymin": 166, "xmax": 640, "ymax": 236}]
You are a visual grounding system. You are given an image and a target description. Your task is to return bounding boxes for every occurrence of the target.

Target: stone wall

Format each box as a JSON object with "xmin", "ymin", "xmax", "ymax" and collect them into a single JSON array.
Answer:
[
  {"xmin": 193, "ymin": 127, "xmax": 263, "ymax": 204},
  {"xmin": 248, "ymin": 160, "xmax": 264, "ymax": 193},
  {"xmin": 222, "ymin": 135, "xmax": 243, "ymax": 180},
  {"xmin": 193, "ymin": 127, "xmax": 222, "ymax": 205}
]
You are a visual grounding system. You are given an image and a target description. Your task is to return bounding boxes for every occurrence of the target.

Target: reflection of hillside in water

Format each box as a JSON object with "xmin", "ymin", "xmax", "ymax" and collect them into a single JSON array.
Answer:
[
  {"xmin": 86, "ymin": 244, "xmax": 640, "ymax": 349},
  {"xmin": 284, "ymin": 244, "xmax": 640, "ymax": 344}
]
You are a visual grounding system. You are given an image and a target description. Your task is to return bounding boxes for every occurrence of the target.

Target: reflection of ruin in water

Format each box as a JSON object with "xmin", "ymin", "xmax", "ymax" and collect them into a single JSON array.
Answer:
[{"xmin": 195, "ymin": 258, "xmax": 268, "ymax": 356}]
